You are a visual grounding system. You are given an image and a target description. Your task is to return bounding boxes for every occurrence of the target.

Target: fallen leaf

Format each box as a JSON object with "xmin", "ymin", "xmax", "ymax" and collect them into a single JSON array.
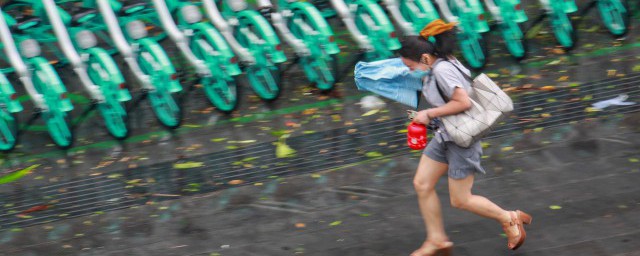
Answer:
[
  {"xmin": 228, "ymin": 180, "xmax": 243, "ymax": 185},
  {"xmin": 173, "ymin": 161, "xmax": 204, "ymax": 169},
  {"xmin": 540, "ymin": 86, "xmax": 557, "ymax": 91},
  {"xmin": 365, "ymin": 152, "xmax": 383, "ymax": 158},
  {"xmin": 20, "ymin": 205, "xmax": 49, "ymax": 214},
  {"xmin": 549, "ymin": 205, "xmax": 562, "ymax": 210},
  {"xmin": 275, "ymin": 140, "xmax": 297, "ymax": 158},
  {"xmin": 295, "ymin": 223, "xmax": 306, "ymax": 228},
  {"xmin": 557, "ymin": 76, "xmax": 569, "ymax": 81},
  {"xmin": 329, "ymin": 221, "xmax": 342, "ymax": 226},
  {"xmin": 501, "ymin": 146, "xmax": 514, "ymax": 152},
  {"xmin": 0, "ymin": 165, "xmax": 40, "ymax": 184},
  {"xmin": 362, "ymin": 109, "xmax": 380, "ymax": 117},
  {"xmin": 629, "ymin": 158, "xmax": 639, "ymax": 163}
]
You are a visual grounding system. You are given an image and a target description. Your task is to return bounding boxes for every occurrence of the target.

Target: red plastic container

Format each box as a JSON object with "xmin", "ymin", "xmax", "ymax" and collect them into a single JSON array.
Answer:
[{"xmin": 407, "ymin": 122, "xmax": 428, "ymax": 150}]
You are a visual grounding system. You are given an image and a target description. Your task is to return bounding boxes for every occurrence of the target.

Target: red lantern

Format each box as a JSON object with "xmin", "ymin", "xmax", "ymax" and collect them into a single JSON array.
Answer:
[{"xmin": 407, "ymin": 122, "xmax": 428, "ymax": 150}]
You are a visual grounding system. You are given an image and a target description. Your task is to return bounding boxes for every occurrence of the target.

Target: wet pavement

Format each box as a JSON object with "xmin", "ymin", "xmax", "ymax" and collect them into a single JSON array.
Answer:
[{"xmin": 0, "ymin": 0, "xmax": 640, "ymax": 255}]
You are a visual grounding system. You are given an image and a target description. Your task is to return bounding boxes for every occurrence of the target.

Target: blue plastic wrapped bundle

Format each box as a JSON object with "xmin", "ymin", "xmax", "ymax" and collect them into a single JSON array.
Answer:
[{"xmin": 354, "ymin": 58, "xmax": 423, "ymax": 109}]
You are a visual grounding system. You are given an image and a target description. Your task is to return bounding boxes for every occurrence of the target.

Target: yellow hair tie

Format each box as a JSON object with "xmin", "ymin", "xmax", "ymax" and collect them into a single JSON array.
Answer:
[{"xmin": 419, "ymin": 19, "xmax": 458, "ymax": 40}]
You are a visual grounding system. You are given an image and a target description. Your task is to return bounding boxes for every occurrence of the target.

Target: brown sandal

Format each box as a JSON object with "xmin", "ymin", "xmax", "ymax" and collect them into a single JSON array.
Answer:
[
  {"xmin": 411, "ymin": 240, "xmax": 454, "ymax": 256},
  {"xmin": 502, "ymin": 210, "xmax": 532, "ymax": 250}
]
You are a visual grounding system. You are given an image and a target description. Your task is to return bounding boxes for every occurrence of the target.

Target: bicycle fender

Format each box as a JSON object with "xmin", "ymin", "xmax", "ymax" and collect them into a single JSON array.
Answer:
[
  {"xmin": 30, "ymin": 57, "xmax": 74, "ymax": 112},
  {"xmin": 360, "ymin": 0, "xmax": 401, "ymax": 50},
  {"xmin": 289, "ymin": 1, "xmax": 340, "ymax": 55},
  {"xmin": 236, "ymin": 10, "xmax": 287, "ymax": 63},
  {"xmin": 191, "ymin": 22, "xmax": 242, "ymax": 76},
  {"xmin": 84, "ymin": 47, "xmax": 132, "ymax": 102},
  {"xmin": 137, "ymin": 38, "xmax": 182, "ymax": 93}
]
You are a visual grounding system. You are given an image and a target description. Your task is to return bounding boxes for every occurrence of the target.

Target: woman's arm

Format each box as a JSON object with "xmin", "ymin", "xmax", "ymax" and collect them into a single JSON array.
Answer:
[{"xmin": 413, "ymin": 87, "xmax": 471, "ymax": 124}]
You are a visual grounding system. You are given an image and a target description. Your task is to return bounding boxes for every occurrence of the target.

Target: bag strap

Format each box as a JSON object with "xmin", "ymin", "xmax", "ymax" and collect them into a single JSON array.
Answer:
[
  {"xmin": 432, "ymin": 59, "xmax": 473, "ymax": 103},
  {"xmin": 445, "ymin": 60, "xmax": 474, "ymax": 82}
]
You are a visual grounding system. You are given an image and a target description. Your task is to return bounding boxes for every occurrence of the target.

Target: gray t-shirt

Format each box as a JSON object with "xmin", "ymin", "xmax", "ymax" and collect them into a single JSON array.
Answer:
[
  {"xmin": 422, "ymin": 58, "xmax": 472, "ymax": 106},
  {"xmin": 422, "ymin": 58, "xmax": 472, "ymax": 142}
]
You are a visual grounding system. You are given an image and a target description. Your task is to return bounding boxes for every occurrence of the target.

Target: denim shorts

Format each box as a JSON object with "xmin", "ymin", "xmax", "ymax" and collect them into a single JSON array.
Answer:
[{"xmin": 423, "ymin": 134, "xmax": 486, "ymax": 180}]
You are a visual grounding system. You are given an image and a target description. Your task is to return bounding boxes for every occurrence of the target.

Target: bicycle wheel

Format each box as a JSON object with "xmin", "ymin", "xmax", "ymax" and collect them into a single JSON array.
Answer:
[
  {"xmin": 44, "ymin": 110, "xmax": 73, "ymax": 149},
  {"xmin": 597, "ymin": 0, "xmax": 630, "ymax": 37},
  {"xmin": 246, "ymin": 65, "xmax": 280, "ymax": 101},
  {"xmin": 304, "ymin": 55, "xmax": 335, "ymax": 92},
  {"xmin": 551, "ymin": 11, "xmax": 577, "ymax": 50},
  {"xmin": 137, "ymin": 50, "xmax": 182, "ymax": 129},
  {"xmin": 0, "ymin": 110, "xmax": 18, "ymax": 151},
  {"xmin": 500, "ymin": 21, "xmax": 527, "ymax": 60},
  {"xmin": 97, "ymin": 101, "xmax": 129, "ymax": 139},
  {"xmin": 458, "ymin": 32, "xmax": 488, "ymax": 69},
  {"xmin": 86, "ymin": 52, "xmax": 129, "ymax": 139},
  {"xmin": 191, "ymin": 35, "xmax": 239, "ymax": 112},
  {"xmin": 32, "ymin": 61, "xmax": 74, "ymax": 149}
]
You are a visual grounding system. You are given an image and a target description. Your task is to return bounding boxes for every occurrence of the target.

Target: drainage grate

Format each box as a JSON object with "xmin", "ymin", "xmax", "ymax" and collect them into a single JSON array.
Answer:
[{"xmin": 0, "ymin": 74, "xmax": 638, "ymax": 230}]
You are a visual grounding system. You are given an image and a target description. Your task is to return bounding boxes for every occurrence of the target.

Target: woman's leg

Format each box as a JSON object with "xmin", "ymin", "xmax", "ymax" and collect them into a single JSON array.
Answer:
[
  {"xmin": 412, "ymin": 154, "xmax": 450, "ymax": 251},
  {"xmin": 448, "ymin": 174, "xmax": 532, "ymax": 250},
  {"xmin": 447, "ymin": 174, "xmax": 511, "ymax": 223}
]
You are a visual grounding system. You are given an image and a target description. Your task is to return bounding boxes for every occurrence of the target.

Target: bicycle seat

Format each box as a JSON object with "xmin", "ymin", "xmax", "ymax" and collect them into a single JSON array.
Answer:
[
  {"xmin": 10, "ymin": 15, "xmax": 40, "ymax": 33},
  {"xmin": 69, "ymin": 7, "xmax": 98, "ymax": 26},
  {"xmin": 120, "ymin": 0, "xmax": 147, "ymax": 15}
]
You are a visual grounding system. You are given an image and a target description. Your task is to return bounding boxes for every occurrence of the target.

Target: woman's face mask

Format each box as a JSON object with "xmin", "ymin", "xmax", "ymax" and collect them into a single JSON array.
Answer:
[{"xmin": 409, "ymin": 69, "xmax": 430, "ymax": 79}]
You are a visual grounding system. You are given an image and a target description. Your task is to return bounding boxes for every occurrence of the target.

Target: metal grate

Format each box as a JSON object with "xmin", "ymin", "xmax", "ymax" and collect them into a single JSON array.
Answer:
[{"xmin": 0, "ymin": 74, "xmax": 639, "ymax": 230}]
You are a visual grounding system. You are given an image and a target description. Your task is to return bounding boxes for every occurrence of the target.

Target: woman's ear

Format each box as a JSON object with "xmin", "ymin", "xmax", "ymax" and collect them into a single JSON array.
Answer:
[{"xmin": 420, "ymin": 53, "xmax": 429, "ymax": 64}]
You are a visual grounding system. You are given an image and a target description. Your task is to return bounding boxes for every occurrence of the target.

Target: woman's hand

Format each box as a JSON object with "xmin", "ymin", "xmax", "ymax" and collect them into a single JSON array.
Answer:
[{"xmin": 413, "ymin": 109, "xmax": 431, "ymax": 125}]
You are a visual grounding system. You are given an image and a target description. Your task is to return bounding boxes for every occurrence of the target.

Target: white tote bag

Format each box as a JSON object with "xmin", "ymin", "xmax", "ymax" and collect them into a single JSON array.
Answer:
[{"xmin": 434, "ymin": 62, "xmax": 514, "ymax": 148}]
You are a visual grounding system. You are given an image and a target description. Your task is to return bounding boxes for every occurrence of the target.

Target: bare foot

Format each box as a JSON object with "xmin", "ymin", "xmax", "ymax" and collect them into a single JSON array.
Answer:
[{"xmin": 410, "ymin": 240, "xmax": 453, "ymax": 256}]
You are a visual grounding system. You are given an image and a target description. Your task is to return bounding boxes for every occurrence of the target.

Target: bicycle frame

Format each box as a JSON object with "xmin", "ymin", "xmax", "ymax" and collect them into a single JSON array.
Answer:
[
  {"xmin": 258, "ymin": 0, "xmax": 340, "ymax": 91},
  {"xmin": 202, "ymin": 0, "xmax": 284, "ymax": 101},
  {"xmin": 153, "ymin": 0, "xmax": 242, "ymax": 112},
  {"xmin": 0, "ymin": 10, "xmax": 74, "ymax": 148},
  {"xmin": 435, "ymin": 0, "xmax": 489, "ymax": 69},
  {"xmin": 330, "ymin": 0, "xmax": 401, "ymax": 60}
]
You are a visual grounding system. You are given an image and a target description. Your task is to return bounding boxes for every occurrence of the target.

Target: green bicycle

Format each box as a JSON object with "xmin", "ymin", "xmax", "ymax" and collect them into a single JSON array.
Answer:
[
  {"xmin": 202, "ymin": 0, "xmax": 286, "ymax": 101},
  {"xmin": 0, "ymin": 10, "xmax": 74, "ymax": 148},
  {"xmin": 5, "ymin": 0, "xmax": 133, "ymax": 139},
  {"xmin": 435, "ymin": 0, "xmax": 490, "ymax": 69},
  {"xmin": 77, "ymin": 0, "xmax": 183, "ymax": 129},
  {"xmin": 383, "ymin": 0, "xmax": 440, "ymax": 36},
  {"xmin": 330, "ymin": 0, "xmax": 401, "ymax": 61},
  {"xmin": 258, "ymin": 0, "xmax": 340, "ymax": 91},
  {"xmin": 151, "ymin": 0, "xmax": 242, "ymax": 113},
  {"xmin": 484, "ymin": 0, "xmax": 528, "ymax": 59}
]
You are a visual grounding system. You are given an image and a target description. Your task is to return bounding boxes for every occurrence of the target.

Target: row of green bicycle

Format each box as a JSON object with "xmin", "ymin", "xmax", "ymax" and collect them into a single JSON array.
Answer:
[
  {"xmin": 0, "ymin": 0, "xmax": 342, "ymax": 151},
  {"xmin": 319, "ymin": 0, "xmax": 631, "ymax": 69},
  {"xmin": 0, "ymin": 0, "xmax": 632, "ymax": 151}
]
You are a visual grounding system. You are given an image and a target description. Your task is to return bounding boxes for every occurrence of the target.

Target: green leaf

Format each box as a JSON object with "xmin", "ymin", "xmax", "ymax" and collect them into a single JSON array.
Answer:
[
  {"xmin": 275, "ymin": 141, "xmax": 297, "ymax": 158},
  {"xmin": 173, "ymin": 161, "xmax": 204, "ymax": 169},
  {"xmin": 362, "ymin": 109, "xmax": 380, "ymax": 117},
  {"xmin": 629, "ymin": 158, "xmax": 639, "ymax": 163},
  {"xmin": 549, "ymin": 205, "xmax": 562, "ymax": 210},
  {"xmin": 0, "ymin": 164, "xmax": 40, "ymax": 184},
  {"xmin": 211, "ymin": 138, "xmax": 226, "ymax": 142},
  {"xmin": 365, "ymin": 151, "xmax": 383, "ymax": 158},
  {"xmin": 329, "ymin": 221, "xmax": 342, "ymax": 226}
]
